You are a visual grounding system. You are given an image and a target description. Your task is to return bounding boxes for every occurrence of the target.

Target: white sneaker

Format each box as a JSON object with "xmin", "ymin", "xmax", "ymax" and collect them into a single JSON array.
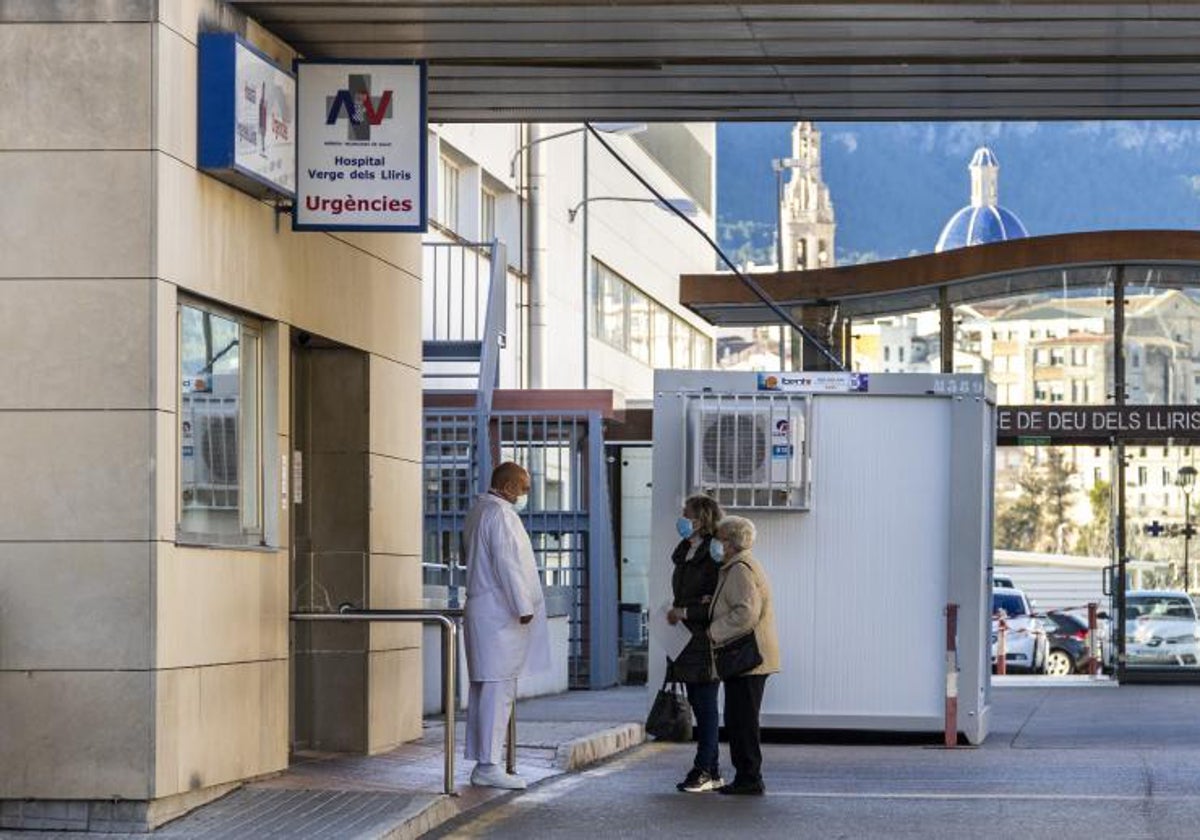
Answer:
[{"xmin": 470, "ymin": 763, "xmax": 527, "ymax": 790}]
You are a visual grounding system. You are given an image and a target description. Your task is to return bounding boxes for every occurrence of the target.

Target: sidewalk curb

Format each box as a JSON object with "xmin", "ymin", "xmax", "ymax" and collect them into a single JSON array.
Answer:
[
  {"xmin": 380, "ymin": 722, "xmax": 646, "ymax": 839},
  {"xmin": 379, "ymin": 795, "xmax": 459, "ymax": 840},
  {"xmin": 553, "ymin": 723, "xmax": 646, "ymax": 771}
]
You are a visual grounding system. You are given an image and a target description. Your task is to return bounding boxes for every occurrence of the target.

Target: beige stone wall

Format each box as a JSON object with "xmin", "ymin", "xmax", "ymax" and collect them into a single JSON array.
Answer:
[
  {"xmin": 151, "ymin": 2, "xmax": 424, "ymax": 796},
  {"xmin": 0, "ymin": 1, "xmax": 425, "ymax": 805},
  {"xmin": 0, "ymin": 11, "xmax": 159, "ymax": 800}
]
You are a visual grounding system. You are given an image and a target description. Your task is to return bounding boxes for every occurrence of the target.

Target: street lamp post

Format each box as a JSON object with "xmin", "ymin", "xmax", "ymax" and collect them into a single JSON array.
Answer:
[
  {"xmin": 772, "ymin": 157, "xmax": 802, "ymax": 368},
  {"xmin": 506, "ymin": 123, "xmax": 646, "ymax": 388},
  {"xmin": 507, "ymin": 123, "xmax": 647, "ymax": 178},
  {"xmin": 567, "ymin": 196, "xmax": 698, "ymax": 223},
  {"xmin": 1178, "ymin": 465, "xmax": 1197, "ymax": 591}
]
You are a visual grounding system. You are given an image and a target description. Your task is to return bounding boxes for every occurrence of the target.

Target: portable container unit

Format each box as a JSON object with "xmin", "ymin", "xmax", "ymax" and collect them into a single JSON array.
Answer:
[{"xmin": 650, "ymin": 370, "xmax": 995, "ymax": 744}]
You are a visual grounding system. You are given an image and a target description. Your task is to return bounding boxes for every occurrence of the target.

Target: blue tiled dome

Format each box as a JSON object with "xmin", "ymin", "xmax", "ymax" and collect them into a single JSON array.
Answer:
[
  {"xmin": 935, "ymin": 145, "xmax": 1028, "ymax": 252},
  {"xmin": 935, "ymin": 205, "xmax": 1028, "ymax": 251}
]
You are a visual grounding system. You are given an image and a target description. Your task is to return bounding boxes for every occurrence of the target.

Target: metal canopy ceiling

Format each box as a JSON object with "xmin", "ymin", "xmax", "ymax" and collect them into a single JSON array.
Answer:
[
  {"xmin": 234, "ymin": 2, "xmax": 1200, "ymax": 122},
  {"xmin": 680, "ymin": 230, "xmax": 1200, "ymax": 323}
]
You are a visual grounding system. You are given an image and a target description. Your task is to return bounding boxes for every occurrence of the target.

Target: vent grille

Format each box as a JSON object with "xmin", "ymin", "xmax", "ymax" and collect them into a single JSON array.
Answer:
[
  {"xmin": 686, "ymin": 393, "xmax": 811, "ymax": 511},
  {"xmin": 199, "ymin": 414, "xmax": 238, "ymax": 485},
  {"xmin": 701, "ymin": 412, "xmax": 768, "ymax": 485}
]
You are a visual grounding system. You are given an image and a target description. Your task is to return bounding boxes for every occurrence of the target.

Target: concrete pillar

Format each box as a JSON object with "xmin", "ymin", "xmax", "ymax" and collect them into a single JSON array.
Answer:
[{"xmin": 527, "ymin": 124, "xmax": 549, "ymax": 388}]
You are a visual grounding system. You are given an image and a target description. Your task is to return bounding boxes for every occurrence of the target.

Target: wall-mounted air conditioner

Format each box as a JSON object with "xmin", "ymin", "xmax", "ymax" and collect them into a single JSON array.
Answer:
[{"xmin": 687, "ymin": 396, "xmax": 811, "ymax": 510}]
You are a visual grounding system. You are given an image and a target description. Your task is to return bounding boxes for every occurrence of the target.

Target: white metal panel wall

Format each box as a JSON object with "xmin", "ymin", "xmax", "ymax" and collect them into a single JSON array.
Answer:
[
  {"xmin": 649, "ymin": 371, "xmax": 991, "ymax": 739},
  {"xmin": 753, "ymin": 396, "xmax": 950, "ymax": 721}
]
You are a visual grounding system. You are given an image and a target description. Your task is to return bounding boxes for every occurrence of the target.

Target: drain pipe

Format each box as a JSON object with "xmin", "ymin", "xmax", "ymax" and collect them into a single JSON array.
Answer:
[{"xmin": 527, "ymin": 123, "xmax": 548, "ymax": 388}]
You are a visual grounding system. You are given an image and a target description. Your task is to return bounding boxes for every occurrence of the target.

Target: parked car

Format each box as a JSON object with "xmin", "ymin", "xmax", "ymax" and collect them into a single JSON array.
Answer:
[
  {"xmin": 1124, "ymin": 590, "xmax": 1200, "ymax": 668},
  {"xmin": 1057, "ymin": 605, "xmax": 1113, "ymax": 673},
  {"xmin": 992, "ymin": 587, "xmax": 1049, "ymax": 674},
  {"xmin": 1037, "ymin": 610, "xmax": 1093, "ymax": 675},
  {"xmin": 993, "ymin": 574, "xmax": 1016, "ymax": 589}
]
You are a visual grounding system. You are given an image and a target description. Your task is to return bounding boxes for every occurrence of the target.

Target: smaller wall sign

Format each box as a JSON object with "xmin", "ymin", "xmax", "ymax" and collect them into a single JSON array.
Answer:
[
  {"xmin": 198, "ymin": 33, "xmax": 296, "ymax": 199},
  {"xmin": 294, "ymin": 59, "xmax": 427, "ymax": 232},
  {"xmin": 757, "ymin": 372, "xmax": 869, "ymax": 393},
  {"xmin": 771, "ymin": 418, "xmax": 794, "ymax": 459}
]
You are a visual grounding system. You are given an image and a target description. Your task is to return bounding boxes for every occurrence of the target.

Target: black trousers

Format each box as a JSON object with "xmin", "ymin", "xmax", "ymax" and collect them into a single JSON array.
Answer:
[{"xmin": 723, "ymin": 674, "xmax": 768, "ymax": 784}]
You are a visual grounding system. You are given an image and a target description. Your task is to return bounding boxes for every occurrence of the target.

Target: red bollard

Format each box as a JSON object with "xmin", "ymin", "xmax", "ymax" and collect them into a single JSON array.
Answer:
[
  {"xmin": 995, "ymin": 614, "xmax": 1008, "ymax": 676},
  {"xmin": 1087, "ymin": 602, "xmax": 1100, "ymax": 676},
  {"xmin": 944, "ymin": 603, "xmax": 959, "ymax": 748}
]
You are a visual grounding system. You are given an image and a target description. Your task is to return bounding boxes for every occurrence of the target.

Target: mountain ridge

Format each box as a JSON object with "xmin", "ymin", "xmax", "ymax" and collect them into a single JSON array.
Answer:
[{"xmin": 717, "ymin": 121, "xmax": 1200, "ymax": 266}]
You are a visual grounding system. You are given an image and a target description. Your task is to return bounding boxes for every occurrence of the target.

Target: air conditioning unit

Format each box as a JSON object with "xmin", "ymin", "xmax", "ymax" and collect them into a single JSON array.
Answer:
[
  {"xmin": 180, "ymin": 373, "xmax": 240, "ymax": 510},
  {"xmin": 687, "ymin": 398, "xmax": 810, "ymax": 510}
]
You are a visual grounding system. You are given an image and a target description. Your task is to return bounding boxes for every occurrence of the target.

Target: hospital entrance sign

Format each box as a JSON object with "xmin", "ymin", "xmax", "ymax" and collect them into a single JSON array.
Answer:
[
  {"xmin": 997, "ymin": 405, "xmax": 1200, "ymax": 445},
  {"xmin": 294, "ymin": 59, "xmax": 427, "ymax": 232}
]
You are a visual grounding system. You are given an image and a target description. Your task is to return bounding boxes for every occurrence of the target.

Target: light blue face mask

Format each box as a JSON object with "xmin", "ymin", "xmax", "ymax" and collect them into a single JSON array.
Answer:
[
  {"xmin": 710, "ymin": 541, "xmax": 725, "ymax": 563},
  {"xmin": 676, "ymin": 517, "xmax": 695, "ymax": 539}
]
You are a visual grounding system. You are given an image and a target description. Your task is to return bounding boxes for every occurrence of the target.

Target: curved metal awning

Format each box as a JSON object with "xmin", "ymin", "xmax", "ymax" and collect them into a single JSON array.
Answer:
[
  {"xmin": 234, "ymin": 2, "xmax": 1200, "ymax": 122},
  {"xmin": 680, "ymin": 230, "xmax": 1200, "ymax": 324}
]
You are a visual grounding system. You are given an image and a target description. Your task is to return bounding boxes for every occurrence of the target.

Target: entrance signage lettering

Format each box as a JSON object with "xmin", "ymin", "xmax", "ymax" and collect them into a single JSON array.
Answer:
[
  {"xmin": 294, "ymin": 59, "xmax": 427, "ymax": 232},
  {"xmin": 997, "ymin": 405, "xmax": 1200, "ymax": 444}
]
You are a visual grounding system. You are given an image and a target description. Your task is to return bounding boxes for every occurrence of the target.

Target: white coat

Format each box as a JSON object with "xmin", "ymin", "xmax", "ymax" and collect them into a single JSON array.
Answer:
[{"xmin": 463, "ymin": 492, "xmax": 551, "ymax": 682}]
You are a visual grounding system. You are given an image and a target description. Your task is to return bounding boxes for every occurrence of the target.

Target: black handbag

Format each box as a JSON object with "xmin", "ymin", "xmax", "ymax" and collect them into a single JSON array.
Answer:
[
  {"xmin": 715, "ymin": 631, "xmax": 763, "ymax": 680},
  {"xmin": 712, "ymin": 559, "xmax": 765, "ymax": 680},
  {"xmin": 645, "ymin": 674, "xmax": 694, "ymax": 742}
]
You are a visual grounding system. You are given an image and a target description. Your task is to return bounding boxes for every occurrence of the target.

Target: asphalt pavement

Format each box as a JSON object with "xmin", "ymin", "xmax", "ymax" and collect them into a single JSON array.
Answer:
[{"xmin": 427, "ymin": 683, "xmax": 1200, "ymax": 840}]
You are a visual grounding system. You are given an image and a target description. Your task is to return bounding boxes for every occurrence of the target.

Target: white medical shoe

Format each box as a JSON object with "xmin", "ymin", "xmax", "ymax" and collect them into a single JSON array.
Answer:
[{"xmin": 470, "ymin": 763, "xmax": 527, "ymax": 790}]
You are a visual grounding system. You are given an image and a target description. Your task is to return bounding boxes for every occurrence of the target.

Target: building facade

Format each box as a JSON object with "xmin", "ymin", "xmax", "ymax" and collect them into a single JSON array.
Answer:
[
  {"xmin": 427, "ymin": 122, "xmax": 717, "ymax": 402},
  {"xmin": 0, "ymin": 4, "xmax": 721, "ymax": 828},
  {"xmin": 1, "ymin": 3, "xmax": 425, "ymax": 829}
]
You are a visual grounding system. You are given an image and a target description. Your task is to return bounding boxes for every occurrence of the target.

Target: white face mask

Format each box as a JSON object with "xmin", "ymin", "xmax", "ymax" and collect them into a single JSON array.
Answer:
[{"xmin": 512, "ymin": 495, "xmax": 528, "ymax": 512}]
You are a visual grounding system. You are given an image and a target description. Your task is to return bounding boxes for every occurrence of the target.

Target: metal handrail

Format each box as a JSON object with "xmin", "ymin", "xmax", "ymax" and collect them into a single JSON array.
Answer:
[{"xmin": 289, "ymin": 608, "xmax": 463, "ymax": 796}]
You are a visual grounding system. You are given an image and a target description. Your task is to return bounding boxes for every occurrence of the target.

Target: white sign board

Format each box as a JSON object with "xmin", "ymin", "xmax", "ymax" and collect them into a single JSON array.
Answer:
[
  {"xmin": 294, "ymin": 60, "xmax": 427, "ymax": 232},
  {"xmin": 198, "ymin": 33, "xmax": 296, "ymax": 198},
  {"xmin": 757, "ymin": 372, "xmax": 870, "ymax": 393},
  {"xmin": 234, "ymin": 44, "xmax": 295, "ymax": 192}
]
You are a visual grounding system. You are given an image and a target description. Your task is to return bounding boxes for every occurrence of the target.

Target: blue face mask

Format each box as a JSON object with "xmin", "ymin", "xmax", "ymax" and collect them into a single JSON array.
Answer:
[
  {"xmin": 710, "ymin": 541, "xmax": 725, "ymax": 563},
  {"xmin": 676, "ymin": 517, "xmax": 695, "ymax": 539}
]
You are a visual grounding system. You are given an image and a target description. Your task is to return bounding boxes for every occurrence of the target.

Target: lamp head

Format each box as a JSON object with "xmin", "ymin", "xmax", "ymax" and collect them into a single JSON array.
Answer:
[
  {"xmin": 653, "ymin": 197, "xmax": 699, "ymax": 216},
  {"xmin": 1179, "ymin": 465, "xmax": 1197, "ymax": 491},
  {"xmin": 592, "ymin": 122, "xmax": 647, "ymax": 136}
]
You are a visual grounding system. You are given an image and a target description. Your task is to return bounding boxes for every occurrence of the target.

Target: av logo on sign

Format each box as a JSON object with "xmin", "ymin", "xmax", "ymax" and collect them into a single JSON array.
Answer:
[{"xmin": 325, "ymin": 74, "xmax": 394, "ymax": 140}]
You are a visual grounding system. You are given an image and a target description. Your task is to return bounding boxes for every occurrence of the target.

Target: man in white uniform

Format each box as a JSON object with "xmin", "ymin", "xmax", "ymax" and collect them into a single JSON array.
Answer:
[{"xmin": 463, "ymin": 462, "xmax": 550, "ymax": 789}]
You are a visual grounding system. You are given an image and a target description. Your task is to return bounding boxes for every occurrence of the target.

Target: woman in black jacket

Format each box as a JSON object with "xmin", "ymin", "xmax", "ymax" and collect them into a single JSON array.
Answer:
[{"xmin": 666, "ymin": 494, "xmax": 724, "ymax": 793}]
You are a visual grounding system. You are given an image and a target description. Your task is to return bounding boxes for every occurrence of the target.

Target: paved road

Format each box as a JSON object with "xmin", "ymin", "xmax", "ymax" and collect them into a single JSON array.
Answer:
[{"xmin": 429, "ymin": 685, "xmax": 1200, "ymax": 839}]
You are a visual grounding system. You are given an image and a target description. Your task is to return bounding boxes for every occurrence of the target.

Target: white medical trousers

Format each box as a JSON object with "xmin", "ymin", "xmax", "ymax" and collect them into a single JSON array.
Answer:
[{"xmin": 464, "ymin": 679, "xmax": 517, "ymax": 765}]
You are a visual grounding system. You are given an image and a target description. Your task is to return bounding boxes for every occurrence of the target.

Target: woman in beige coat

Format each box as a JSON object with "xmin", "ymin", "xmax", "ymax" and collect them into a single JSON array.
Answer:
[{"xmin": 708, "ymin": 515, "xmax": 780, "ymax": 796}]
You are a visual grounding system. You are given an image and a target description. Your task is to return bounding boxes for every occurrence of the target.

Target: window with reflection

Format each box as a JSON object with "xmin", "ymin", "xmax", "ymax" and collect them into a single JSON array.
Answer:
[
  {"xmin": 178, "ymin": 301, "xmax": 262, "ymax": 546},
  {"xmin": 1122, "ymin": 266, "xmax": 1200, "ymax": 406},
  {"xmin": 672, "ymin": 315, "xmax": 692, "ymax": 368},
  {"xmin": 594, "ymin": 261, "xmax": 628, "ymax": 351},
  {"xmin": 591, "ymin": 259, "xmax": 711, "ymax": 370},
  {"xmin": 651, "ymin": 303, "xmax": 672, "ymax": 368},
  {"xmin": 628, "ymin": 287, "xmax": 651, "ymax": 364},
  {"xmin": 943, "ymin": 269, "xmax": 1118, "ymax": 563}
]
